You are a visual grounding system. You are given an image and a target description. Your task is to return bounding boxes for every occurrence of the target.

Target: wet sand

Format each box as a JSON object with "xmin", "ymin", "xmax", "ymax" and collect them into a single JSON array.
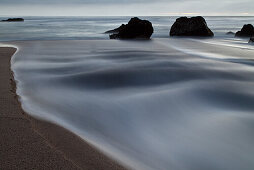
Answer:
[{"xmin": 0, "ymin": 47, "xmax": 125, "ymax": 170}]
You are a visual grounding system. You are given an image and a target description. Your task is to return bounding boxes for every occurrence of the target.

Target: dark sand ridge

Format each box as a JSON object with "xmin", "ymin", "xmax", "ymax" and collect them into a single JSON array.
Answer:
[{"xmin": 0, "ymin": 47, "xmax": 126, "ymax": 170}]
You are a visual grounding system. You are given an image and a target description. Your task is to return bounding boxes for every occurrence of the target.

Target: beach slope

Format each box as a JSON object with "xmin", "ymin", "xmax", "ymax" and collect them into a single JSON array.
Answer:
[{"xmin": 0, "ymin": 47, "xmax": 125, "ymax": 170}]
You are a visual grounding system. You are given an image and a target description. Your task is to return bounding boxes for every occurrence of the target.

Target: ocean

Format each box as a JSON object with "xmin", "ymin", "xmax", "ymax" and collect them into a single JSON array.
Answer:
[
  {"xmin": 0, "ymin": 16, "xmax": 254, "ymax": 41},
  {"xmin": 1, "ymin": 16, "xmax": 254, "ymax": 170}
]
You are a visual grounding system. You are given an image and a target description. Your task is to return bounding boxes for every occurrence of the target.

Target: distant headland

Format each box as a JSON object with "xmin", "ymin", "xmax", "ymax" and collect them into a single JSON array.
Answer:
[{"xmin": 1, "ymin": 18, "xmax": 24, "ymax": 22}]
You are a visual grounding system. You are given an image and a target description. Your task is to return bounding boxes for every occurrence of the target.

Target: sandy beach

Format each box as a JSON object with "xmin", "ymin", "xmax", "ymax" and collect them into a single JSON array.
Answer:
[{"xmin": 0, "ymin": 47, "xmax": 125, "ymax": 170}]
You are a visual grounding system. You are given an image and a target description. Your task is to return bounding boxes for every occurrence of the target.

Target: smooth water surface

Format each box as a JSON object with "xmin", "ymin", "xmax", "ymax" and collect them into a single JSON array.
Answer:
[
  {"xmin": 9, "ymin": 38, "xmax": 254, "ymax": 170},
  {"xmin": 0, "ymin": 16, "xmax": 254, "ymax": 41}
]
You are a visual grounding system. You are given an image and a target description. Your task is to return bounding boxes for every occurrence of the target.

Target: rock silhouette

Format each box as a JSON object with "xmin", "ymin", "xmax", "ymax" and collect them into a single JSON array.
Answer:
[
  {"xmin": 107, "ymin": 17, "xmax": 153, "ymax": 39},
  {"xmin": 170, "ymin": 16, "xmax": 214, "ymax": 37},
  {"xmin": 235, "ymin": 24, "xmax": 254, "ymax": 37},
  {"xmin": 105, "ymin": 24, "xmax": 125, "ymax": 34},
  {"xmin": 226, "ymin": 31, "xmax": 235, "ymax": 35},
  {"xmin": 1, "ymin": 18, "xmax": 24, "ymax": 22},
  {"xmin": 249, "ymin": 37, "xmax": 254, "ymax": 43}
]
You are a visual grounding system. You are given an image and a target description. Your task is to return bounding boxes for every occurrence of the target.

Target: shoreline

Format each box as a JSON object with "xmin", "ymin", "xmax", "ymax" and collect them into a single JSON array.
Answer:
[{"xmin": 0, "ymin": 47, "xmax": 126, "ymax": 170}]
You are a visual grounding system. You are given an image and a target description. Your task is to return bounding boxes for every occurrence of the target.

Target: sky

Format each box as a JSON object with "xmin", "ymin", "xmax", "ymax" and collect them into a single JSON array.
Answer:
[{"xmin": 0, "ymin": 0, "xmax": 253, "ymax": 16}]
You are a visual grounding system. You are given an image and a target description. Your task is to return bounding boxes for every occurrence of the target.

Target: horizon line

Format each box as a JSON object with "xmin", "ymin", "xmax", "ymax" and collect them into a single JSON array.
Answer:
[{"xmin": 1, "ymin": 15, "xmax": 254, "ymax": 17}]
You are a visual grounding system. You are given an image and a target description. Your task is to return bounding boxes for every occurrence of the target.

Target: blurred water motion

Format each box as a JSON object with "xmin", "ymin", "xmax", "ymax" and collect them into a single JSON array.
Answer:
[{"xmin": 11, "ymin": 39, "xmax": 254, "ymax": 170}]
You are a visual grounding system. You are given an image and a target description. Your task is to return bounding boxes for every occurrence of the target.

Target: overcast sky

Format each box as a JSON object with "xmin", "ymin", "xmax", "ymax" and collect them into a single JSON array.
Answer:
[{"xmin": 0, "ymin": 0, "xmax": 253, "ymax": 16}]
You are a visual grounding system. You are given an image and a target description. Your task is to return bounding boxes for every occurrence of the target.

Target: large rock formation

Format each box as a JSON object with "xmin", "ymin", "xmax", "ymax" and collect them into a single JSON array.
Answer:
[
  {"xmin": 235, "ymin": 24, "xmax": 254, "ymax": 37},
  {"xmin": 106, "ymin": 17, "xmax": 154, "ymax": 39},
  {"xmin": 170, "ymin": 16, "xmax": 214, "ymax": 37},
  {"xmin": 1, "ymin": 18, "xmax": 24, "ymax": 22}
]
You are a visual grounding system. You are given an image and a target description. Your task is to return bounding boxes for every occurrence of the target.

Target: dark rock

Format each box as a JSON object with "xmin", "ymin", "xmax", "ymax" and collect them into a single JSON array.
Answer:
[
  {"xmin": 235, "ymin": 24, "xmax": 254, "ymax": 37},
  {"xmin": 1, "ymin": 18, "xmax": 24, "ymax": 22},
  {"xmin": 108, "ymin": 17, "xmax": 153, "ymax": 39},
  {"xmin": 170, "ymin": 16, "xmax": 214, "ymax": 37},
  {"xmin": 226, "ymin": 31, "xmax": 235, "ymax": 35},
  {"xmin": 249, "ymin": 37, "xmax": 254, "ymax": 43},
  {"xmin": 105, "ymin": 24, "xmax": 126, "ymax": 34}
]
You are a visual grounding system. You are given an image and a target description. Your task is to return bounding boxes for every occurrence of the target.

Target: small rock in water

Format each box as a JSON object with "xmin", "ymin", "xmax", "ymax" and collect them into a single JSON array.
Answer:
[
  {"xmin": 170, "ymin": 16, "xmax": 214, "ymax": 37},
  {"xmin": 235, "ymin": 24, "xmax": 254, "ymax": 37},
  {"xmin": 226, "ymin": 31, "xmax": 235, "ymax": 35},
  {"xmin": 107, "ymin": 17, "xmax": 154, "ymax": 39},
  {"xmin": 249, "ymin": 37, "xmax": 254, "ymax": 44},
  {"xmin": 1, "ymin": 18, "xmax": 24, "ymax": 22}
]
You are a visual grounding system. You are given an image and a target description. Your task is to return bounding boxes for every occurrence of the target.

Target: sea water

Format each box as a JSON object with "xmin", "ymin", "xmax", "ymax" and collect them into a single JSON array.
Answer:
[
  {"xmin": 0, "ymin": 16, "xmax": 254, "ymax": 41},
  {"xmin": 1, "ymin": 16, "xmax": 254, "ymax": 170}
]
